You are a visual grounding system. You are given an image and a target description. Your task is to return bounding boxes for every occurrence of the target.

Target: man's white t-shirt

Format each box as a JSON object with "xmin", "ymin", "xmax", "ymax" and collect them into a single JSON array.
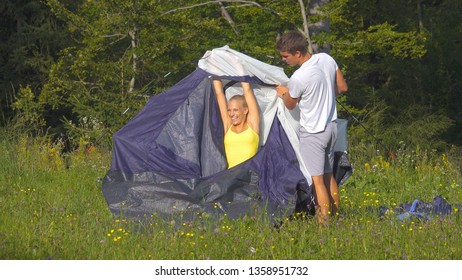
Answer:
[{"xmin": 288, "ymin": 53, "xmax": 338, "ymax": 133}]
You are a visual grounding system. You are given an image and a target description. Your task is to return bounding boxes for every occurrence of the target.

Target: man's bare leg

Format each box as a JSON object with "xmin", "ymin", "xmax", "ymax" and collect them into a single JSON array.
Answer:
[
  {"xmin": 312, "ymin": 175, "xmax": 330, "ymax": 224},
  {"xmin": 324, "ymin": 172, "xmax": 339, "ymax": 216}
]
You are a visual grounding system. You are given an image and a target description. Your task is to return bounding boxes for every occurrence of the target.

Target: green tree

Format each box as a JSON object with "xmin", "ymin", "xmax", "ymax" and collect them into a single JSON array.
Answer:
[
  {"xmin": 417, "ymin": 0, "xmax": 462, "ymax": 145},
  {"xmin": 37, "ymin": 0, "xmax": 296, "ymax": 146},
  {"xmin": 10, "ymin": 0, "xmax": 460, "ymax": 152},
  {"xmin": 38, "ymin": 0, "xmax": 225, "ymax": 146},
  {"xmin": 0, "ymin": 0, "xmax": 73, "ymax": 126},
  {"xmin": 316, "ymin": 0, "xmax": 455, "ymax": 151}
]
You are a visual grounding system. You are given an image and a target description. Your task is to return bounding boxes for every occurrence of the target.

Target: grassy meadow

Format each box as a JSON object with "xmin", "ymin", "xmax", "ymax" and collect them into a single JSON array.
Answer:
[{"xmin": 1, "ymin": 129, "xmax": 461, "ymax": 260}]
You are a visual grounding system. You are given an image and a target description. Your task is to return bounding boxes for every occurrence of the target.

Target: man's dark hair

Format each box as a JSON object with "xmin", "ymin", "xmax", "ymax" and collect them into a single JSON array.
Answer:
[{"xmin": 276, "ymin": 31, "xmax": 308, "ymax": 56}]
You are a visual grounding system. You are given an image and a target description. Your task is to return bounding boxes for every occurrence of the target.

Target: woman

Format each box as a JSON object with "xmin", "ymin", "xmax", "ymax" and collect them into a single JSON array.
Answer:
[{"xmin": 213, "ymin": 79, "xmax": 260, "ymax": 168}]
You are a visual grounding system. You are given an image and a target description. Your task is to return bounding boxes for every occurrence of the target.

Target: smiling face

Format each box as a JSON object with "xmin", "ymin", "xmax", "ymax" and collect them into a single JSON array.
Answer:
[{"xmin": 227, "ymin": 97, "xmax": 248, "ymax": 126}]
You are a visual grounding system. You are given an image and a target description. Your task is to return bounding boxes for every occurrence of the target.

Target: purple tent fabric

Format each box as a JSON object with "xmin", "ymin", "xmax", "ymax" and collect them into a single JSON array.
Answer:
[
  {"xmin": 101, "ymin": 47, "xmax": 351, "ymax": 220},
  {"xmin": 102, "ymin": 68, "xmax": 313, "ymax": 219}
]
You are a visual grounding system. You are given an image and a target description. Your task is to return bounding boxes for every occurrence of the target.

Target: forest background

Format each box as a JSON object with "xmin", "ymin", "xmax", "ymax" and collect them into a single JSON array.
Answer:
[
  {"xmin": 1, "ymin": 0, "xmax": 461, "ymax": 154},
  {"xmin": 1, "ymin": 0, "xmax": 462, "ymax": 261}
]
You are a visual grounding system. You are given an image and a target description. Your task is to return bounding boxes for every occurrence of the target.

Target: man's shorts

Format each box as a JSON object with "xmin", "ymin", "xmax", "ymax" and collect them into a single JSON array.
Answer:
[{"xmin": 299, "ymin": 121, "xmax": 337, "ymax": 176}]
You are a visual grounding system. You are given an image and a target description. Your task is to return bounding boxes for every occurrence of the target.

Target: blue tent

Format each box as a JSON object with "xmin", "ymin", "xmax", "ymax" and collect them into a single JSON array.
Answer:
[{"xmin": 101, "ymin": 46, "xmax": 351, "ymax": 220}]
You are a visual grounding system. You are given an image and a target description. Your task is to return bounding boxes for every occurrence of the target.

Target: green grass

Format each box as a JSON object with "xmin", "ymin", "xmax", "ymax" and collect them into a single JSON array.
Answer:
[{"xmin": 1, "ymin": 131, "xmax": 461, "ymax": 260}]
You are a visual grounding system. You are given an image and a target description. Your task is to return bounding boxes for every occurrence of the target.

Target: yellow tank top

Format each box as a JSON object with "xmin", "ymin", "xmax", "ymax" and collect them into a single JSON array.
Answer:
[{"xmin": 224, "ymin": 125, "xmax": 259, "ymax": 168}]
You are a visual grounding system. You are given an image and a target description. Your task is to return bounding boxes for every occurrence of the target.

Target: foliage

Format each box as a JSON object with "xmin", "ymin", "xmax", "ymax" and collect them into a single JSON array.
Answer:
[
  {"xmin": 1, "ymin": 132, "xmax": 461, "ymax": 259},
  {"xmin": 0, "ymin": 0, "xmax": 74, "ymax": 125},
  {"xmin": 2, "ymin": 0, "xmax": 461, "ymax": 150},
  {"xmin": 11, "ymin": 85, "xmax": 46, "ymax": 133},
  {"xmin": 319, "ymin": 0, "xmax": 461, "ymax": 148},
  {"xmin": 36, "ymin": 0, "xmax": 238, "ymax": 145},
  {"xmin": 418, "ymin": 0, "xmax": 462, "ymax": 144},
  {"xmin": 1, "ymin": 0, "xmax": 462, "ymax": 261}
]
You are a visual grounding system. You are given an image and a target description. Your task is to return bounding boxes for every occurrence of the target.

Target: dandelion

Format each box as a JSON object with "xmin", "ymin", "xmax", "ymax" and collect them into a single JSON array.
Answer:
[{"xmin": 365, "ymin": 162, "xmax": 371, "ymax": 170}]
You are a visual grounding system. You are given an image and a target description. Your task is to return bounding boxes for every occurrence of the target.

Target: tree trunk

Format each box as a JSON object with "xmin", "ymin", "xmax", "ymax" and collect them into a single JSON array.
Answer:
[
  {"xmin": 417, "ymin": 0, "xmax": 424, "ymax": 32},
  {"xmin": 299, "ymin": 0, "xmax": 331, "ymax": 53},
  {"xmin": 128, "ymin": 27, "xmax": 138, "ymax": 93},
  {"xmin": 219, "ymin": 2, "xmax": 240, "ymax": 36},
  {"xmin": 297, "ymin": 0, "xmax": 314, "ymax": 54}
]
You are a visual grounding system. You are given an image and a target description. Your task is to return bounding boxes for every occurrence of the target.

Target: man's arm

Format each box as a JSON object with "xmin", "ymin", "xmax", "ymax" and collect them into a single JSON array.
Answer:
[
  {"xmin": 335, "ymin": 69, "xmax": 348, "ymax": 96},
  {"xmin": 276, "ymin": 85, "xmax": 299, "ymax": 110}
]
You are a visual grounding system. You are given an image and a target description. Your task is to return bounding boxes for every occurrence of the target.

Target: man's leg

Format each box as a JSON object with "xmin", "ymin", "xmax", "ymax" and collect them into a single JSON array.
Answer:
[
  {"xmin": 299, "ymin": 126, "xmax": 334, "ymax": 224},
  {"xmin": 312, "ymin": 175, "xmax": 330, "ymax": 224},
  {"xmin": 324, "ymin": 121, "xmax": 339, "ymax": 216},
  {"xmin": 324, "ymin": 172, "xmax": 339, "ymax": 216}
]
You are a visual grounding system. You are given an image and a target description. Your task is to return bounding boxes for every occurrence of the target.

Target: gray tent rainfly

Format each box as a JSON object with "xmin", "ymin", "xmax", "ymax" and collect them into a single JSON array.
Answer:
[{"xmin": 101, "ymin": 46, "xmax": 352, "ymax": 221}]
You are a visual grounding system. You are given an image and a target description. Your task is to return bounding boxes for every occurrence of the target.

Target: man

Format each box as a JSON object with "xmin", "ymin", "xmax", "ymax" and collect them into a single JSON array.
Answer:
[{"xmin": 275, "ymin": 30, "xmax": 347, "ymax": 224}]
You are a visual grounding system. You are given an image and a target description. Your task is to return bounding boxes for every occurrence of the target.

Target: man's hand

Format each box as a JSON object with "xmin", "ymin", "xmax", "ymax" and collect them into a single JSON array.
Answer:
[{"xmin": 276, "ymin": 85, "xmax": 289, "ymax": 99}]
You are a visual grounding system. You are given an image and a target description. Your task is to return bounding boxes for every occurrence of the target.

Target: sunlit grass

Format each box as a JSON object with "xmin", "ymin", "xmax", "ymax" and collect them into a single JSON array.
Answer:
[{"xmin": 1, "ymin": 131, "xmax": 461, "ymax": 259}]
